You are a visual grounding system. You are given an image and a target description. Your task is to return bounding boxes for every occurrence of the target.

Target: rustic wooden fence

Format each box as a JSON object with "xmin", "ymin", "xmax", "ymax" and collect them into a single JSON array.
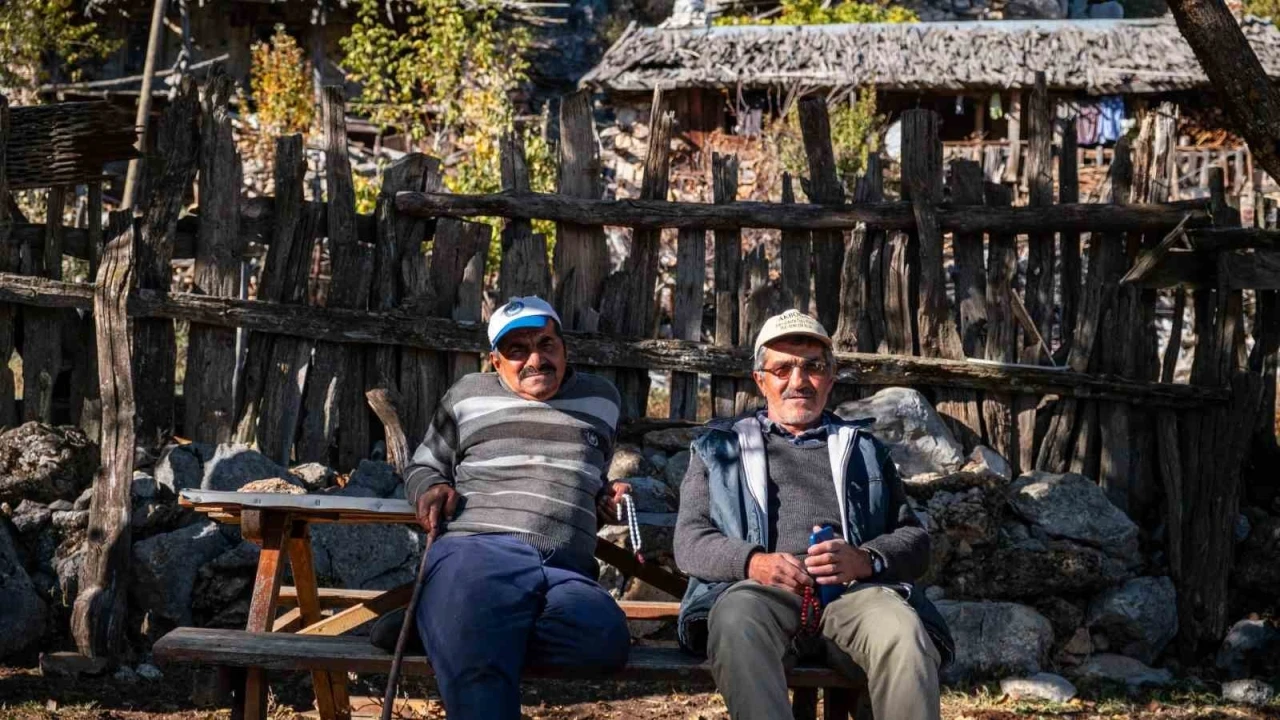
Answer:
[{"xmin": 0, "ymin": 74, "xmax": 1276, "ymax": 657}]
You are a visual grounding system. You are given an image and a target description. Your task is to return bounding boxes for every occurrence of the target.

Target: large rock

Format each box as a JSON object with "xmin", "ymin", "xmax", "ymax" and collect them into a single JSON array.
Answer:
[
  {"xmin": 290, "ymin": 463, "xmax": 337, "ymax": 491},
  {"xmin": 1008, "ymin": 471, "xmax": 1140, "ymax": 563},
  {"xmin": 642, "ymin": 426, "xmax": 706, "ymax": 454},
  {"xmin": 620, "ymin": 476, "xmax": 678, "ymax": 513},
  {"xmin": 131, "ymin": 521, "xmax": 232, "ymax": 637},
  {"xmin": 202, "ymin": 444, "xmax": 297, "ymax": 492},
  {"xmin": 1000, "ymin": 673, "xmax": 1077, "ymax": 703},
  {"xmin": 191, "ymin": 541, "xmax": 261, "ymax": 629},
  {"xmin": 935, "ymin": 600, "xmax": 1054, "ymax": 682},
  {"xmin": 11, "ymin": 500, "xmax": 52, "ymax": 535},
  {"xmin": 0, "ymin": 523, "xmax": 48, "ymax": 659},
  {"xmin": 1222, "ymin": 679, "xmax": 1275, "ymax": 706},
  {"xmin": 608, "ymin": 444, "xmax": 655, "ymax": 482},
  {"xmin": 664, "ymin": 450, "xmax": 691, "ymax": 491},
  {"xmin": 945, "ymin": 536, "xmax": 1133, "ymax": 599},
  {"xmin": 346, "ymin": 460, "xmax": 399, "ymax": 497},
  {"xmin": 311, "ymin": 524, "xmax": 424, "ymax": 590},
  {"xmin": 1071, "ymin": 654, "xmax": 1173, "ymax": 688},
  {"xmin": 154, "ymin": 442, "xmax": 215, "ymax": 494},
  {"xmin": 926, "ymin": 488, "xmax": 997, "ymax": 547},
  {"xmin": 1086, "ymin": 577, "xmax": 1177, "ymax": 664},
  {"xmin": 835, "ymin": 388, "xmax": 965, "ymax": 478},
  {"xmin": 0, "ymin": 423, "xmax": 97, "ymax": 505},
  {"xmin": 1233, "ymin": 507, "xmax": 1280, "ymax": 596},
  {"xmin": 1216, "ymin": 619, "xmax": 1280, "ymax": 680}
]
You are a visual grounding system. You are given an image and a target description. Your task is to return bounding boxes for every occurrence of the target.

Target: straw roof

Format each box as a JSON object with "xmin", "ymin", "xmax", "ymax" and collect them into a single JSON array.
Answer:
[{"xmin": 581, "ymin": 18, "xmax": 1280, "ymax": 96}]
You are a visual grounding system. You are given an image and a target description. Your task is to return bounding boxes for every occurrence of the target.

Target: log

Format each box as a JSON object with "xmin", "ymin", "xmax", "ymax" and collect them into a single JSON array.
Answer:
[
  {"xmin": 710, "ymin": 154, "xmax": 741, "ymax": 418},
  {"xmin": 499, "ymin": 132, "xmax": 549, "ymax": 299},
  {"xmin": 0, "ymin": 96, "xmax": 14, "ymax": 429},
  {"xmin": 185, "ymin": 72, "xmax": 244, "ymax": 443},
  {"xmin": 0, "ymin": 274, "xmax": 1230, "ymax": 407},
  {"xmin": 71, "ymin": 210, "xmax": 135, "ymax": 659},
  {"xmin": 798, "ymin": 96, "xmax": 845, "ymax": 333},
  {"xmin": 366, "ymin": 388, "xmax": 409, "ymax": 475},
  {"xmin": 133, "ymin": 77, "xmax": 199, "ymax": 445},
  {"xmin": 554, "ymin": 91, "xmax": 608, "ymax": 331},
  {"xmin": 780, "ymin": 175, "xmax": 812, "ymax": 312},
  {"xmin": 397, "ymin": 192, "xmax": 1209, "ymax": 235},
  {"xmin": 671, "ymin": 225, "xmax": 704, "ymax": 420}
]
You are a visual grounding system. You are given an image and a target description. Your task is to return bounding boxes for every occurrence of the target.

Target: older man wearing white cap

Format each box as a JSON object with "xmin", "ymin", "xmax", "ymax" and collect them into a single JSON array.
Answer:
[
  {"xmin": 400, "ymin": 296, "xmax": 631, "ymax": 720},
  {"xmin": 673, "ymin": 309, "xmax": 953, "ymax": 720}
]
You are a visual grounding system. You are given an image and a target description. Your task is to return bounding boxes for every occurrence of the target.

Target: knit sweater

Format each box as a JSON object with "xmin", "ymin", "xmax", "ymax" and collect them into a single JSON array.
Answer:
[{"xmin": 403, "ymin": 369, "xmax": 621, "ymax": 578}]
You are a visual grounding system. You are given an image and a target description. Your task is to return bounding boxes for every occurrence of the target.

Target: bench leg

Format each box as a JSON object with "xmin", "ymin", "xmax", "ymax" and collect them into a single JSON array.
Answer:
[
  {"xmin": 288, "ymin": 524, "xmax": 351, "ymax": 720},
  {"xmin": 792, "ymin": 687, "xmax": 818, "ymax": 720},
  {"xmin": 822, "ymin": 687, "xmax": 854, "ymax": 720},
  {"xmin": 243, "ymin": 511, "xmax": 291, "ymax": 720},
  {"xmin": 222, "ymin": 667, "xmax": 247, "ymax": 720}
]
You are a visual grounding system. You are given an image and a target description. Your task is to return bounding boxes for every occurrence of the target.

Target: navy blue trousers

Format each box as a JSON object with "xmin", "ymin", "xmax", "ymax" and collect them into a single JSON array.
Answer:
[{"xmin": 415, "ymin": 534, "xmax": 631, "ymax": 719}]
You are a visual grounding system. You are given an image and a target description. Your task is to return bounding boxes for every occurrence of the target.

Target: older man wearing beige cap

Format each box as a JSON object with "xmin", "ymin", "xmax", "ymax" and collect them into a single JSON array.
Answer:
[{"xmin": 673, "ymin": 309, "xmax": 953, "ymax": 720}]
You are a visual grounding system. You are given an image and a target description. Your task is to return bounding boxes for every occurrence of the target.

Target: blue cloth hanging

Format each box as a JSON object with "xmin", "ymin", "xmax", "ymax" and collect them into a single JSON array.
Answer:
[{"xmin": 1098, "ymin": 96, "xmax": 1125, "ymax": 143}]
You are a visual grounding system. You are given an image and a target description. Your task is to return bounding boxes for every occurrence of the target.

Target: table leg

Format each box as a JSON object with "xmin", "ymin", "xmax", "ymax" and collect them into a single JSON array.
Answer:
[
  {"xmin": 288, "ymin": 523, "xmax": 350, "ymax": 720},
  {"xmin": 242, "ymin": 510, "xmax": 290, "ymax": 720},
  {"xmin": 792, "ymin": 687, "xmax": 818, "ymax": 720}
]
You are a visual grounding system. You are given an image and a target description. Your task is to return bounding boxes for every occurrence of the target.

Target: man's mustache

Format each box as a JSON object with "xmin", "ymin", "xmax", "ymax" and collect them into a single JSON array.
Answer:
[
  {"xmin": 519, "ymin": 363, "xmax": 556, "ymax": 379},
  {"xmin": 782, "ymin": 388, "xmax": 816, "ymax": 400}
]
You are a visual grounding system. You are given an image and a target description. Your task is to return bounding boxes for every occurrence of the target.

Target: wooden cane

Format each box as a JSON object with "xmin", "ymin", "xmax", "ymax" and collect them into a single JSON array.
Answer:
[{"xmin": 380, "ymin": 533, "xmax": 434, "ymax": 720}]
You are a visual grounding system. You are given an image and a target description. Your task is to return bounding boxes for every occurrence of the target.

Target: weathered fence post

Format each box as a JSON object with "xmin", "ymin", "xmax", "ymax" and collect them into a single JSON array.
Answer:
[
  {"xmin": 1058, "ymin": 113, "xmax": 1081, "ymax": 360},
  {"xmin": 22, "ymin": 185, "xmax": 66, "ymax": 423},
  {"xmin": 1099, "ymin": 140, "xmax": 1136, "ymax": 512},
  {"xmin": 72, "ymin": 210, "xmax": 135, "ymax": 659},
  {"xmin": 779, "ymin": 174, "xmax": 811, "ymax": 312},
  {"xmin": 399, "ymin": 162, "xmax": 446, "ymax": 448},
  {"xmin": 1023, "ymin": 73, "xmax": 1055, "ymax": 362},
  {"xmin": 0, "ymin": 95, "xmax": 15, "ymax": 429},
  {"xmin": 671, "ymin": 225, "xmax": 704, "ymax": 420},
  {"xmin": 982, "ymin": 182, "xmax": 1017, "ymax": 463},
  {"xmin": 185, "ymin": 72, "xmax": 244, "ymax": 443},
  {"xmin": 554, "ymin": 91, "xmax": 608, "ymax": 332},
  {"xmin": 949, "ymin": 160, "xmax": 987, "ymax": 359},
  {"xmin": 798, "ymin": 96, "xmax": 845, "ymax": 333},
  {"xmin": 710, "ymin": 153, "xmax": 741, "ymax": 418},
  {"xmin": 499, "ymin": 132, "xmax": 549, "ymax": 300}
]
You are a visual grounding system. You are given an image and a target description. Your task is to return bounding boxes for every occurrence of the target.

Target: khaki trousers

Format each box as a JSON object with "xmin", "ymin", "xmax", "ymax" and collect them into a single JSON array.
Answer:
[{"xmin": 706, "ymin": 580, "xmax": 941, "ymax": 720}]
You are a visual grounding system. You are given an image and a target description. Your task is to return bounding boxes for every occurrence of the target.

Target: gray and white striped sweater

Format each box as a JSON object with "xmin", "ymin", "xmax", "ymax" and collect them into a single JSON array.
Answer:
[{"xmin": 403, "ymin": 369, "xmax": 621, "ymax": 577}]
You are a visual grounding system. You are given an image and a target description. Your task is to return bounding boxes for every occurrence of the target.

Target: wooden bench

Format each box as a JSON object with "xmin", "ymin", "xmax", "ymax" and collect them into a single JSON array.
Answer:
[{"xmin": 162, "ymin": 490, "xmax": 867, "ymax": 720}]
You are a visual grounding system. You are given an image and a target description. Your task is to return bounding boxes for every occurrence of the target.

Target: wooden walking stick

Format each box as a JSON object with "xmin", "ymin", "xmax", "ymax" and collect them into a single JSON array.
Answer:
[{"xmin": 381, "ymin": 532, "xmax": 434, "ymax": 720}]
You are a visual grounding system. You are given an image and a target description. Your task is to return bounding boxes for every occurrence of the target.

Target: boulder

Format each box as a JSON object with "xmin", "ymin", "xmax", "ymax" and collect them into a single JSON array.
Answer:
[
  {"xmin": 201, "ymin": 444, "xmax": 296, "ymax": 492},
  {"xmin": 608, "ymin": 444, "xmax": 655, "ymax": 482},
  {"xmin": 642, "ymin": 426, "xmax": 706, "ymax": 454},
  {"xmin": 1233, "ymin": 507, "xmax": 1280, "ymax": 596},
  {"xmin": 154, "ymin": 442, "xmax": 215, "ymax": 495},
  {"xmin": 131, "ymin": 521, "xmax": 232, "ymax": 637},
  {"xmin": 964, "ymin": 446, "xmax": 1013, "ymax": 483},
  {"xmin": 1033, "ymin": 596, "xmax": 1085, "ymax": 642},
  {"xmin": 620, "ymin": 476, "xmax": 678, "ymax": 513},
  {"xmin": 0, "ymin": 523, "xmax": 48, "ymax": 659},
  {"xmin": 1086, "ymin": 576, "xmax": 1177, "ymax": 664},
  {"xmin": 73, "ymin": 487, "xmax": 92, "ymax": 511},
  {"xmin": 1071, "ymin": 654, "xmax": 1173, "ymax": 687},
  {"xmin": 835, "ymin": 388, "xmax": 965, "ymax": 478},
  {"xmin": 664, "ymin": 450, "xmax": 691, "ymax": 491},
  {"xmin": 11, "ymin": 500, "xmax": 52, "ymax": 535},
  {"xmin": 935, "ymin": 600, "xmax": 1054, "ymax": 682},
  {"xmin": 0, "ymin": 423, "xmax": 97, "ymax": 505},
  {"xmin": 999, "ymin": 673, "xmax": 1077, "ymax": 703},
  {"xmin": 311, "ymin": 524, "xmax": 424, "ymax": 590},
  {"xmin": 52, "ymin": 510, "xmax": 88, "ymax": 532},
  {"xmin": 1005, "ymin": 0, "xmax": 1065, "ymax": 17},
  {"xmin": 347, "ymin": 460, "xmax": 400, "ymax": 497},
  {"xmin": 1008, "ymin": 471, "xmax": 1140, "ymax": 563},
  {"xmin": 1216, "ymin": 618, "xmax": 1280, "ymax": 680},
  {"xmin": 191, "ymin": 541, "xmax": 260, "ymax": 629},
  {"xmin": 290, "ymin": 463, "xmax": 337, "ymax": 491},
  {"xmin": 945, "ymin": 538, "xmax": 1132, "ymax": 599},
  {"xmin": 926, "ymin": 488, "xmax": 997, "ymax": 546},
  {"xmin": 131, "ymin": 472, "xmax": 158, "ymax": 500},
  {"xmin": 1222, "ymin": 679, "xmax": 1275, "ymax": 706}
]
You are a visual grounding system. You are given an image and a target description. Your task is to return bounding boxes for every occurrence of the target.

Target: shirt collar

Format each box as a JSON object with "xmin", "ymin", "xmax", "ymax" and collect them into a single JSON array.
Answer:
[{"xmin": 755, "ymin": 409, "xmax": 833, "ymax": 446}]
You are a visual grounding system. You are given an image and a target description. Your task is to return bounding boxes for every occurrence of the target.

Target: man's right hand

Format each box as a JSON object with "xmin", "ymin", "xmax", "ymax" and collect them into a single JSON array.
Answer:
[
  {"xmin": 415, "ymin": 484, "xmax": 460, "ymax": 539},
  {"xmin": 747, "ymin": 551, "xmax": 814, "ymax": 595}
]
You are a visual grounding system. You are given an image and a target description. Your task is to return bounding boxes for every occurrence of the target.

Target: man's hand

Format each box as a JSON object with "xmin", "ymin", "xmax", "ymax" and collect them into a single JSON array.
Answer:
[
  {"xmin": 415, "ymin": 484, "xmax": 460, "ymax": 540},
  {"xmin": 596, "ymin": 481, "xmax": 632, "ymax": 527},
  {"xmin": 805, "ymin": 529, "xmax": 874, "ymax": 585},
  {"xmin": 747, "ymin": 551, "xmax": 814, "ymax": 595}
]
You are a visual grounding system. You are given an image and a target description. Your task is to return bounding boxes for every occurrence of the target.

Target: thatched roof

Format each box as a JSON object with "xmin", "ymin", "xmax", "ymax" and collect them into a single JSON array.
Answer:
[{"xmin": 581, "ymin": 18, "xmax": 1280, "ymax": 96}]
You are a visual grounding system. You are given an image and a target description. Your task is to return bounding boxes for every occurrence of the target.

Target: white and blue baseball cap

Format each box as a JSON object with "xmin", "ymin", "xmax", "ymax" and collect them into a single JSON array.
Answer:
[{"xmin": 488, "ymin": 296, "xmax": 562, "ymax": 349}]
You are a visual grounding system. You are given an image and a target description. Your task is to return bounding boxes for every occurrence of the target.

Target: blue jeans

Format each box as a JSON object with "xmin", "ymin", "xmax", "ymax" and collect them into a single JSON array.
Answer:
[{"xmin": 415, "ymin": 534, "xmax": 631, "ymax": 720}]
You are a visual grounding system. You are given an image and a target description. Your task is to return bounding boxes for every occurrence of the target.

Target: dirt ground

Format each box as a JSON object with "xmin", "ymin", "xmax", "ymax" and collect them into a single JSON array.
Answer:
[{"xmin": 1, "ymin": 665, "xmax": 1279, "ymax": 720}]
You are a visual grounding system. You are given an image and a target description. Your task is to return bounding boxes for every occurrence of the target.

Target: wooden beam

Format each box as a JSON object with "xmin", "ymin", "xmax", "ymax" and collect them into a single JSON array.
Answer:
[
  {"xmin": 0, "ymin": 272, "xmax": 1229, "ymax": 406},
  {"xmin": 396, "ymin": 192, "xmax": 1209, "ymax": 235}
]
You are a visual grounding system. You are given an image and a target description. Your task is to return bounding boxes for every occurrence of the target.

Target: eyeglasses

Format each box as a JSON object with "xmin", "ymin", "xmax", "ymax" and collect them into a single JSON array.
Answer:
[{"xmin": 758, "ymin": 360, "xmax": 830, "ymax": 379}]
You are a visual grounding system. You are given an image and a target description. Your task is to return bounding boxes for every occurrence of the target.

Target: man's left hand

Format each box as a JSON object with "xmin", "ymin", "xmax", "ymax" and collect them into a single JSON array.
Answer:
[
  {"xmin": 805, "ymin": 534, "xmax": 875, "ymax": 585},
  {"xmin": 597, "ymin": 481, "xmax": 632, "ymax": 526}
]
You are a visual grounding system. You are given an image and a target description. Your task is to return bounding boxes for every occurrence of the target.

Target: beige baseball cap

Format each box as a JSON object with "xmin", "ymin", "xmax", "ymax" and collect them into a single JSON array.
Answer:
[{"xmin": 753, "ymin": 310, "xmax": 832, "ymax": 353}]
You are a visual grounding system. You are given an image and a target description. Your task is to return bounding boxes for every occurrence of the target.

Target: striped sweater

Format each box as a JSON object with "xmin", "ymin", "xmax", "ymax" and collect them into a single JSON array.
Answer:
[{"xmin": 403, "ymin": 369, "xmax": 621, "ymax": 578}]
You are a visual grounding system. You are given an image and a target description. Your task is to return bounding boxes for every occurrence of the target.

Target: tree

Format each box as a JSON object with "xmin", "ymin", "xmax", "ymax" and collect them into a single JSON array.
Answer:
[{"xmin": 0, "ymin": 0, "xmax": 117, "ymax": 103}]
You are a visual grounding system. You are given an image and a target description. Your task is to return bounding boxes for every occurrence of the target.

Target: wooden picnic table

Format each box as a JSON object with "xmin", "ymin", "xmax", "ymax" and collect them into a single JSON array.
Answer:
[{"xmin": 176, "ymin": 489, "xmax": 689, "ymax": 720}]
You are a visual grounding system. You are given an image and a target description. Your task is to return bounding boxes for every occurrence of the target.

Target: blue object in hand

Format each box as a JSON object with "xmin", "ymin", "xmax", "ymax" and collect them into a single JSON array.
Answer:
[{"xmin": 808, "ymin": 525, "xmax": 846, "ymax": 607}]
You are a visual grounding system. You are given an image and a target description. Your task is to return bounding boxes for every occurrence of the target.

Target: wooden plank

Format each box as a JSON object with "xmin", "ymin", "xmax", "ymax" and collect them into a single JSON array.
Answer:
[
  {"xmin": 856, "ymin": 158, "xmax": 888, "ymax": 355},
  {"xmin": 670, "ymin": 226, "xmax": 704, "ymax": 420},
  {"xmin": 0, "ymin": 273, "xmax": 1231, "ymax": 406},
  {"xmin": 184, "ymin": 72, "xmax": 244, "ymax": 443},
  {"xmin": 982, "ymin": 182, "xmax": 1016, "ymax": 463},
  {"xmin": 0, "ymin": 96, "xmax": 14, "ymax": 429},
  {"xmin": 447, "ymin": 223, "xmax": 489, "ymax": 383},
  {"xmin": 153, "ymin": 628, "xmax": 860, "ymax": 688},
  {"xmin": 1099, "ymin": 140, "xmax": 1136, "ymax": 514},
  {"xmin": 133, "ymin": 77, "xmax": 199, "ymax": 445},
  {"xmin": 948, "ymin": 160, "xmax": 987, "ymax": 358},
  {"xmin": 22, "ymin": 185, "xmax": 65, "ymax": 423},
  {"xmin": 499, "ymin": 132, "xmax": 549, "ymax": 299},
  {"xmin": 70, "ymin": 211, "xmax": 135, "ymax": 660},
  {"xmin": 798, "ymin": 96, "xmax": 845, "ymax": 333},
  {"xmin": 243, "ymin": 511, "xmax": 290, "ymax": 720},
  {"xmin": 554, "ymin": 91, "xmax": 608, "ymax": 331},
  {"xmin": 287, "ymin": 525, "xmax": 347, "ymax": 720},
  {"xmin": 69, "ymin": 182, "xmax": 104, "ymax": 441},
  {"xmin": 399, "ymin": 163, "xmax": 445, "ymax": 450},
  {"xmin": 299, "ymin": 584, "xmax": 414, "ymax": 637},
  {"xmin": 780, "ymin": 174, "xmax": 811, "ymax": 312},
  {"xmin": 883, "ymin": 233, "xmax": 913, "ymax": 356},
  {"xmin": 710, "ymin": 153, "xmax": 741, "ymax": 418},
  {"xmin": 1058, "ymin": 115, "xmax": 1081, "ymax": 361},
  {"xmin": 1023, "ymin": 74, "xmax": 1055, "ymax": 363},
  {"xmin": 397, "ymin": 192, "xmax": 1212, "ymax": 235}
]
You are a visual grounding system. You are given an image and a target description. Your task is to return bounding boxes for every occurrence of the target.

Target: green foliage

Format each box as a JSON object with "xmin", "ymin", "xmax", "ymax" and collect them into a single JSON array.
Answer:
[
  {"xmin": 250, "ymin": 26, "xmax": 314, "ymax": 138},
  {"xmin": 0, "ymin": 0, "xmax": 118, "ymax": 100},
  {"xmin": 1245, "ymin": 0, "xmax": 1280, "ymax": 19},
  {"xmin": 715, "ymin": 0, "xmax": 917, "ymax": 25},
  {"xmin": 767, "ymin": 88, "xmax": 882, "ymax": 196}
]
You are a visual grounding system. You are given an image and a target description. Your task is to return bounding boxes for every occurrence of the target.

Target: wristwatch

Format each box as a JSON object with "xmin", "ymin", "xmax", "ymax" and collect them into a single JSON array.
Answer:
[{"xmin": 869, "ymin": 550, "xmax": 885, "ymax": 577}]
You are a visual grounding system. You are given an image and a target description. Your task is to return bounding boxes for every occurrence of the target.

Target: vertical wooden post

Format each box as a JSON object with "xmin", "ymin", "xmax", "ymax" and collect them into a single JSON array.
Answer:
[
  {"xmin": 134, "ymin": 77, "xmax": 198, "ymax": 447},
  {"xmin": 0, "ymin": 95, "xmax": 14, "ymax": 429},
  {"xmin": 21, "ymin": 186, "xmax": 66, "ymax": 423},
  {"xmin": 1023, "ymin": 74, "xmax": 1055, "ymax": 362},
  {"xmin": 1058, "ymin": 114, "xmax": 1081, "ymax": 360},
  {"xmin": 833, "ymin": 164, "xmax": 881, "ymax": 354},
  {"xmin": 949, "ymin": 160, "xmax": 987, "ymax": 358},
  {"xmin": 72, "ymin": 211, "xmax": 136, "ymax": 659},
  {"xmin": 710, "ymin": 154, "xmax": 741, "ymax": 418},
  {"xmin": 70, "ymin": 182, "xmax": 105, "ymax": 439},
  {"xmin": 399, "ymin": 163, "xmax": 446, "ymax": 449},
  {"xmin": 554, "ymin": 91, "xmax": 608, "ymax": 331},
  {"xmin": 499, "ymin": 132, "xmax": 549, "ymax": 300},
  {"xmin": 859, "ymin": 156, "xmax": 888, "ymax": 355},
  {"xmin": 670, "ymin": 227, "xmax": 704, "ymax": 420},
  {"xmin": 447, "ymin": 223, "xmax": 490, "ymax": 382},
  {"xmin": 1098, "ymin": 141, "xmax": 1135, "ymax": 513},
  {"xmin": 185, "ymin": 72, "xmax": 244, "ymax": 443},
  {"xmin": 982, "ymin": 181, "xmax": 1017, "ymax": 464},
  {"xmin": 736, "ymin": 245, "xmax": 772, "ymax": 413},
  {"xmin": 779, "ymin": 174, "xmax": 811, "ymax": 312},
  {"xmin": 797, "ymin": 96, "xmax": 845, "ymax": 333}
]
